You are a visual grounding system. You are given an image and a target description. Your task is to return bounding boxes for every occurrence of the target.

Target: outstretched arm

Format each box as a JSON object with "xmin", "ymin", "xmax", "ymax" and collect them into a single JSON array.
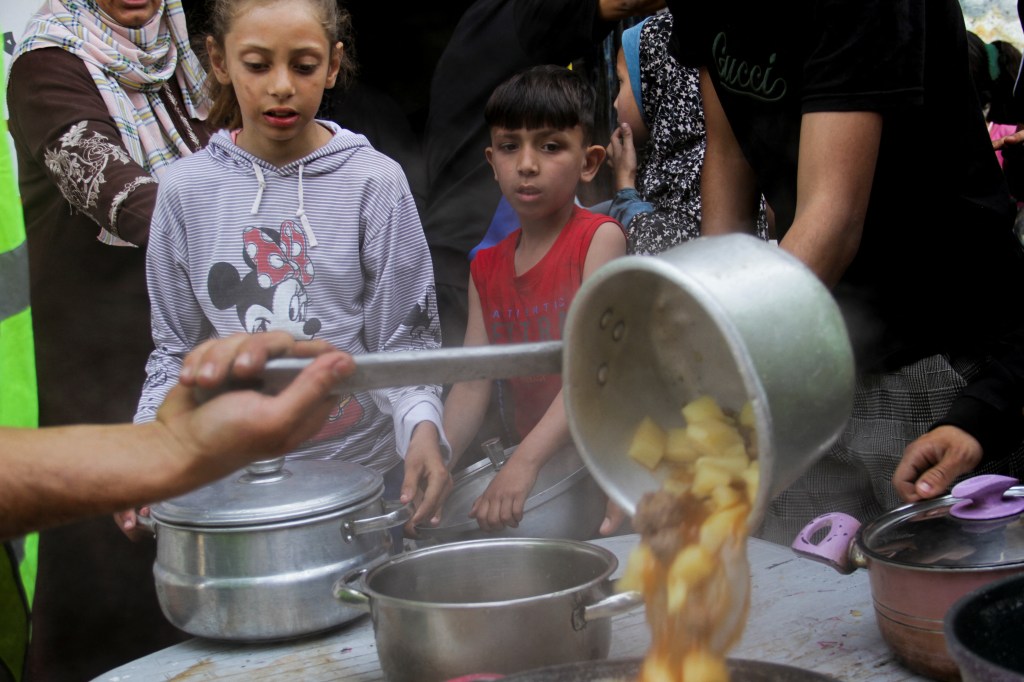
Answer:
[{"xmin": 3, "ymin": 332, "xmax": 353, "ymax": 541}]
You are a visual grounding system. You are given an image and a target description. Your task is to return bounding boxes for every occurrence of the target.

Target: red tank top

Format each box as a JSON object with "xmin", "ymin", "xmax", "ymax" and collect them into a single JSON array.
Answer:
[{"xmin": 471, "ymin": 206, "xmax": 621, "ymax": 438}]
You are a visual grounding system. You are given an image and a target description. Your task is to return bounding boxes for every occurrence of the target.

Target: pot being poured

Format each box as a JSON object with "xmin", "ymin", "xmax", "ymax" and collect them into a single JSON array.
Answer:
[{"xmin": 227, "ymin": 234, "xmax": 856, "ymax": 530}]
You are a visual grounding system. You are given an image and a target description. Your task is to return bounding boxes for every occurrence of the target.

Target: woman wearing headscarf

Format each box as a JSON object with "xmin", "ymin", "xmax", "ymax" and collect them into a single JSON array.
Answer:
[
  {"xmin": 6, "ymin": 0, "xmax": 209, "ymax": 677},
  {"xmin": 606, "ymin": 12, "xmax": 767, "ymax": 255}
]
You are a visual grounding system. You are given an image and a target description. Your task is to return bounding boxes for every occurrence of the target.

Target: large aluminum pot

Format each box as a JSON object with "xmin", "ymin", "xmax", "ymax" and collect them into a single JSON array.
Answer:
[
  {"xmin": 244, "ymin": 235, "xmax": 854, "ymax": 530},
  {"xmin": 945, "ymin": 572, "xmax": 1024, "ymax": 681},
  {"xmin": 142, "ymin": 457, "xmax": 410, "ymax": 641},
  {"xmin": 494, "ymin": 657, "xmax": 838, "ymax": 681},
  {"xmin": 415, "ymin": 442, "xmax": 606, "ymax": 544},
  {"xmin": 333, "ymin": 538, "xmax": 643, "ymax": 682},
  {"xmin": 561, "ymin": 235, "xmax": 854, "ymax": 530},
  {"xmin": 793, "ymin": 474, "xmax": 1024, "ymax": 681}
]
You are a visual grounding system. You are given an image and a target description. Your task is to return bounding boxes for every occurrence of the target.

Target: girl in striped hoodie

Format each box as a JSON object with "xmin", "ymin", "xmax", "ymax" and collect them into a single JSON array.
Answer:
[{"xmin": 118, "ymin": 0, "xmax": 451, "ymax": 540}]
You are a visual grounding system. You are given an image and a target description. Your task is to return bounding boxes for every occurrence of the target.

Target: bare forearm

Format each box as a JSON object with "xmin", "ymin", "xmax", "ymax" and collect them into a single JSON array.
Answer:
[
  {"xmin": 442, "ymin": 380, "xmax": 493, "ymax": 468},
  {"xmin": 510, "ymin": 390, "xmax": 573, "ymax": 470},
  {"xmin": 0, "ymin": 422, "xmax": 199, "ymax": 539},
  {"xmin": 781, "ymin": 111, "xmax": 881, "ymax": 288},
  {"xmin": 699, "ymin": 69, "xmax": 760, "ymax": 236}
]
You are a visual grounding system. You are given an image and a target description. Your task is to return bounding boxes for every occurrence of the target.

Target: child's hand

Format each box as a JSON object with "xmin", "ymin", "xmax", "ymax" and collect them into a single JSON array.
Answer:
[
  {"xmin": 606, "ymin": 122, "xmax": 639, "ymax": 191},
  {"xmin": 114, "ymin": 506, "xmax": 152, "ymax": 542},
  {"xmin": 599, "ymin": 496, "xmax": 629, "ymax": 536},
  {"xmin": 469, "ymin": 456, "xmax": 541, "ymax": 531},
  {"xmin": 401, "ymin": 422, "xmax": 453, "ymax": 536}
]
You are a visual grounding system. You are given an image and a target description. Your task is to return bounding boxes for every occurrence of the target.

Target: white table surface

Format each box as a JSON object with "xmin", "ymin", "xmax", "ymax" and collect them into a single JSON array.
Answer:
[{"xmin": 95, "ymin": 535, "xmax": 929, "ymax": 682}]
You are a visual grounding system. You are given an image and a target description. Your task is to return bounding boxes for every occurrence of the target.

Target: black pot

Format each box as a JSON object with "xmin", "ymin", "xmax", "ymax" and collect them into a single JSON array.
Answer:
[
  {"xmin": 945, "ymin": 573, "xmax": 1024, "ymax": 681},
  {"xmin": 497, "ymin": 657, "xmax": 837, "ymax": 681}
]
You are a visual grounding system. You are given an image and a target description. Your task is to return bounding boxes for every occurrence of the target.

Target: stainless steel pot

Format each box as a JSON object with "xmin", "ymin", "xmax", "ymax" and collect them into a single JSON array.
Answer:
[
  {"xmin": 495, "ymin": 657, "xmax": 838, "ymax": 681},
  {"xmin": 415, "ymin": 441, "xmax": 606, "ymax": 544},
  {"xmin": 793, "ymin": 474, "xmax": 1024, "ymax": 681},
  {"xmin": 333, "ymin": 538, "xmax": 643, "ymax": 682},
  {"xmin": 243, "ymin": 235, "xmax": 855, "ymax": 531},
  {"xmin": 142, "ymin": 457, "xmax": 410, "ymax": 641}
]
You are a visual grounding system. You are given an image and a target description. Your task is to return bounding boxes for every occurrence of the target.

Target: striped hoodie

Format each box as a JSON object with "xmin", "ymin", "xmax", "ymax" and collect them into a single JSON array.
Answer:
[{"xmin": 135, "ymin": 122, "xmax": 446, "ymax": 473}]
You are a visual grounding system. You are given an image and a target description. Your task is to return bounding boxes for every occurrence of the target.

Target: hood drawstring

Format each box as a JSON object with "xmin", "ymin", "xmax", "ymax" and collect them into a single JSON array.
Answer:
[
  {"xmin": 296, "ymin": 163, "xmax": 319, "ymax": 247},
  {"xmin": 248, "ymin": 160, "xmax": 320, "ymax": 249},
  {"xmin": 250, "ymin": 162, "xmax": 266, "ymax": 215}
]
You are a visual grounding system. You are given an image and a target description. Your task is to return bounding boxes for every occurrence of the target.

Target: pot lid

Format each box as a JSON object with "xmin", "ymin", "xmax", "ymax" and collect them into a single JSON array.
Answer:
[
  {"xmin": 419, "ymin": 442, "xmax": 589, "ymax": 533},
  {"xmin": 150, "ymin": 457, "xmax": 383, "ymax": 527},
  {"xmin": 860, "ymin": 475, "xmax": 1024, "ymax": 569}
]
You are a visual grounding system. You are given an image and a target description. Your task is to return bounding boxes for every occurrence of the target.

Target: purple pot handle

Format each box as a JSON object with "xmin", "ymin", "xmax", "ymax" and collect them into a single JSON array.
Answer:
[
  {"xmin": 950, "ymin": 474, "xmax": 1024, "ymax": 520},
  {"xmin": 791, "ymin": 512, "xmax": 861, "ymax": 574}
]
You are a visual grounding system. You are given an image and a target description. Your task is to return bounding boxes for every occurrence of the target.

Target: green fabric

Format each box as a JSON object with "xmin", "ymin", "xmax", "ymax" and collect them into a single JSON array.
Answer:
[{"xmin": 0, "ymin": 42, "xmax": 39, "ymax": 682}]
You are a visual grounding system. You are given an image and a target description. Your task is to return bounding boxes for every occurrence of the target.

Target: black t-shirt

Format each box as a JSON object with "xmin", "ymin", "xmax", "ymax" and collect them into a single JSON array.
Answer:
[{"xmin": 669, "ymin": 0, "xmax": 1024, "ymax": 370}]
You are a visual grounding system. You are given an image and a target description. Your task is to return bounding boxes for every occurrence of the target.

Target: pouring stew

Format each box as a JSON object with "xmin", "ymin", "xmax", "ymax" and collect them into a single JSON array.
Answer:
[{"xmin": 619, "ymin": 396, "xmax": 759, "ymax": 681}]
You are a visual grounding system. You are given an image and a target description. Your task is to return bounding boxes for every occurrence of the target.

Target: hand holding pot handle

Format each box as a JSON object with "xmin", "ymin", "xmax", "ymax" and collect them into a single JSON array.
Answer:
[{"xmin": 791, "ymin": 512, "xmax": 861, "ymax": 574}]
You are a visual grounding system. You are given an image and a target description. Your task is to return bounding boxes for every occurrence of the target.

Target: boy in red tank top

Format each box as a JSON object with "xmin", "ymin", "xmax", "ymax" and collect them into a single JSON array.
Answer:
[{"xmin": 442, "ymin": 65, "xmax": 627, "ymax": 533}]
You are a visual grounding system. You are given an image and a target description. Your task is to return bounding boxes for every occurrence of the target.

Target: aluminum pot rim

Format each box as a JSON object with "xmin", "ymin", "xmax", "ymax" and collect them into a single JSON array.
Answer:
[
  {"xmin": 148, "ymin": 491, "xmax": 384, "ymax": 533},
  {"xmin": 353, "ymin": 537, "xmax": 618, "ymax": 610},
  {"xmin": 414, "ymin": 467, "xmax": 596, "ymax": 538}
]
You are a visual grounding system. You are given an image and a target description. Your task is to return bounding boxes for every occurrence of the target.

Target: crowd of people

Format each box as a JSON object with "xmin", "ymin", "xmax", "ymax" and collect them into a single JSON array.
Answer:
[{"xmin": 4, "ymin": 0, "xmax": 1024, "ymax": 680}]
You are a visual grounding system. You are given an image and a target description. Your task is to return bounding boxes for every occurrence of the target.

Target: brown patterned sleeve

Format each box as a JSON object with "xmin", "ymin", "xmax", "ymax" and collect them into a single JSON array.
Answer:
[{"xmin": 7, "ymin": 48, "xmax": 159, "ymax": 246}]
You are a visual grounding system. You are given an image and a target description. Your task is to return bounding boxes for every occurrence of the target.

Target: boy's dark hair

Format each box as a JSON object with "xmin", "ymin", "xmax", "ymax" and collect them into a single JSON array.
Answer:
[{"xmin": 484, "ymin": 65, "xmax": 597, "ymax": 143}]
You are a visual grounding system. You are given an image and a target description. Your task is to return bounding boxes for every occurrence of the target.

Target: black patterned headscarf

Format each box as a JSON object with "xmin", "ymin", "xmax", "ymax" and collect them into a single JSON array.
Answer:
[
  {"xmin": 626, "ymin": 12, "xmax": 704, "ymax": 255},
  {"xmin": 625, "ymin": 12, "xmax": 766, "ymax": 255}
]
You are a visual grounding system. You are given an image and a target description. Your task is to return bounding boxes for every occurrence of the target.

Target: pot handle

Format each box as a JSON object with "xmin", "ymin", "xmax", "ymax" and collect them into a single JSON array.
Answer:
[
  {"xmin": 791, "ymin": 512, "xmax": 862, "ymax": 574},
  {"xmin": 572, "ymin": 590, "xmax": 644, "ymax": 631},
  {"xmin": 341, "ymin": 500, "xmax": 413, "ymax": 542},
  {"xmin": 331, "ymin": 568, "xmax": 372, "ymax": 613}
]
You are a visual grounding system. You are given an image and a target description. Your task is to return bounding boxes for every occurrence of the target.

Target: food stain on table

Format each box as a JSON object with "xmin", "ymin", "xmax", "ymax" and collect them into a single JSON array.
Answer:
[{"xmin": 167, "ymin": 658, "xmax": 215, "ymax": 680}]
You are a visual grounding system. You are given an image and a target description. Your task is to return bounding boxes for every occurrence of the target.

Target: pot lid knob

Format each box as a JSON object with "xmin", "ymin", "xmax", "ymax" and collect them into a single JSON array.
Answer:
[
  {"xmin": 240, "ymin": 457, "xmax": 291, "ymax": 484},
  {"xmin": 950, "ymin": 474, "xmax": 1024, "ymax": 520}
]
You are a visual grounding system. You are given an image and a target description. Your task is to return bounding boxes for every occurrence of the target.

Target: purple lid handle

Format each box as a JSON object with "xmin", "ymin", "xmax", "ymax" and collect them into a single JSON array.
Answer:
[
  {"xmin": 791, "ymin": 512, "xmax": 861, "ymax": 574},
  {"xmin": 950, "ymin": 474, "xmax": 1024, "ymax": 520}
]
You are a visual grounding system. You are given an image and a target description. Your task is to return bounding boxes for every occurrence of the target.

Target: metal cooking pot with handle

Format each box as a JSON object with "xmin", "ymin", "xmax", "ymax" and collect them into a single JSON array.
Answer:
[
  {"xmin": 415, "ymin": 440, "xmax": 606, "ymax": 544},
  {"xmin": 793, "ymin": 474, "xmax": 1024, "ymax": 681},
  {"xmin": 233, "ymin": 235, "xmax": 855, "ymax": 532},
  {"xmin": 333, "ymin": 538, "xmax": 643, "ymax": 682},
  {"xmin": 141, "ymin": 457, "xmax": 410, "ymax": 641}
]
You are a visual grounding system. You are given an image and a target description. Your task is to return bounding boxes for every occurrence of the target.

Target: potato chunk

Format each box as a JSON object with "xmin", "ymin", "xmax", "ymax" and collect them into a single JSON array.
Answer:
[
  {"xmin": 681, "ymin": 395, "xmax": 732, "ymax": 425},
  {"xmin": 691, "ymin": 458, "xmax": 735, "ymax": 497},
  {"xmin": 629, "ymin": 416, "xmax": 667, "ymax": 470},
  {"xmin": 686, "ymin": 420, "xmax": 746, "ymax": 459},
  {"xmin": 664, "ymin": 428, "xmax": 702, "ymax": 463}
]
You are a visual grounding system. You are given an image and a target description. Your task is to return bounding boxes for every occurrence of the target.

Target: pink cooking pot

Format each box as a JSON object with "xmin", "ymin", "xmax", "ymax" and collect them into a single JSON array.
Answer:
[{"xmin": 792, "ymin": 475, "xmax": 1024, "ymax": 681}]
